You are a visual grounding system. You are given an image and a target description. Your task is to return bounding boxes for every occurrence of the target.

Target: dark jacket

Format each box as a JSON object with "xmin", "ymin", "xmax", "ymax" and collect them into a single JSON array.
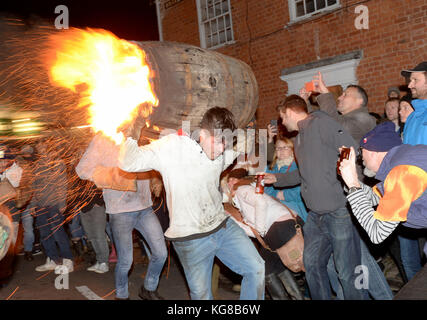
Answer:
[{"xmin": 274, "ymin": 111, "xmax": 357, "ymax": 214}]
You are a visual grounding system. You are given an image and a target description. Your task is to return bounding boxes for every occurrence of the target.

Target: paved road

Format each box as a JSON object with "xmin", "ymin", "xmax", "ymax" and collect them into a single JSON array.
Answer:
[{"xmin": 0, "ymin": 246, "xmax": 240, "ymax": 300}]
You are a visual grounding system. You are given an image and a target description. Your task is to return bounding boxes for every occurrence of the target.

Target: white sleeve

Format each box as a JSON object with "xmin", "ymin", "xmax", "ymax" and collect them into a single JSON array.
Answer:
[
  {"xmin": 119, "ymin": 137, "xmax": 162, "ymax": 173},
  {"xmin": 253, "ymin": 194, "xmax": 268, "ymax": 236}
]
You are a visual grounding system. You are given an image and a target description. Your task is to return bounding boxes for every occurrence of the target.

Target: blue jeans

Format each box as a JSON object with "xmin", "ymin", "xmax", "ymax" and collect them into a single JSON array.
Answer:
[
  {"xmin": 21, "ymin": 207, "xmax": 34, "ymax": 252},
  {"xmin": 398, "ymin": 234, "xmax": 422, "ymax": 281},
  {"xmin": 80, "ymin": 205, "xmax": 109, "ymax": 264},
  {"xmin": 172, "ymin": 218, "xmax": 265, "ymax": 300},
  {"xmin": 303, "ymin": 208, "xmax": 365, "ymax": 300},
  {"xmin": 68, "ymin": 213, "xmax": 85, "ymax": 240},
  {"xmin": 34, "ymin": 205, "xmax": 73, "ymax": 263},
  {"xmin": 109, "ymin": 207, "xmax": 167, "ymax": 299},
  {"xmin": 327, "ymin": 239, "xmax": 393, "ymax": 300}
]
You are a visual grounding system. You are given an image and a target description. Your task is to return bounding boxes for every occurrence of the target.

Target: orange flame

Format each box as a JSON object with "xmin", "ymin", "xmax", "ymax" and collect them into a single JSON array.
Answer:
[{"xmin": 46, "ymin": 28, "xmax": 158, "ymax": 143}]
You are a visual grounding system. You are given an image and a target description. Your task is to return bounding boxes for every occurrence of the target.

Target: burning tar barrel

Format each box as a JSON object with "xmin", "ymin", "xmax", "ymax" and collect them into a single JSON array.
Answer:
[{"xmin": 133, "ymin": 41, "xmax": 259, "ymax": 133}]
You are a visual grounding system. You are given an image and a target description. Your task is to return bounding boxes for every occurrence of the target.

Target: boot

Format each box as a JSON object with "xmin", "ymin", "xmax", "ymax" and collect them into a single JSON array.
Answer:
[
  {"xmin": 277, "ymin": 269, "xmax": 304, "ymax": 300},
  {"xmin": 138, "ymin": 286, "xmax": 164, "ymax": 300},
  {"xmin": 265, "ymin": 273, "xmax": 289, "ymax": 300}
]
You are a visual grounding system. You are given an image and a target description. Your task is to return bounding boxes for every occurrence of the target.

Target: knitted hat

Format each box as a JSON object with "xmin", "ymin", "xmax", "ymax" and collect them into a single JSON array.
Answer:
[
  {"xmin": 360, "ymin": 122, "xmax": 402, "ymax": 152},
  {"xmin": 387, "ymin": 86, "xmax": 400, "ymax": 97}
]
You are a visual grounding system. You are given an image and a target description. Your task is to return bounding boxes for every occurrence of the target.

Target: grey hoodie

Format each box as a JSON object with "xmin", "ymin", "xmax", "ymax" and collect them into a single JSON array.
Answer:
[{"xmin": 274, "ymin": 111, "xmax": 357, "ymax": 214}]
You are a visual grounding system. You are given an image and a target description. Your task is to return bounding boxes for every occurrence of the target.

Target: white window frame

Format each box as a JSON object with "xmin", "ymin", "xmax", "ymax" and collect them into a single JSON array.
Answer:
[
  {"xmin": 195, "ymin": 0, "xmax": 235, "ymax": 49},
  {"xmin": 288, "ymin": 0, "xmax": 341, "ymax": 23}
]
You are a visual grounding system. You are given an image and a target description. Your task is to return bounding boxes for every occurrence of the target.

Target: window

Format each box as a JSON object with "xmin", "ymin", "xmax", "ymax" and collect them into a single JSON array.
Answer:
[
  {"xmin": 288, "ymin": 0, "xmax": 340, "ymax": 22},
  {"xmin": 196, "ymin": 0, "xmax": 234, "ymax": 49}
]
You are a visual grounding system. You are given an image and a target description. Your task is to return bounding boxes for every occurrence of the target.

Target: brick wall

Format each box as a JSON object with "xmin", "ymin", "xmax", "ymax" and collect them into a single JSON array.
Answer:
[{"xmin": 160, "ymin": 0, "xmax": 427, "ymax": 128}]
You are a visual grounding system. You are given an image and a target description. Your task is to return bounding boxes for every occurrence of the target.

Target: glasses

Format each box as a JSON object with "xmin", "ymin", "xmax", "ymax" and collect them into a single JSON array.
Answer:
[{"xmin": 275, "ymin": 146, "xmax": 292, "ymax": 151}]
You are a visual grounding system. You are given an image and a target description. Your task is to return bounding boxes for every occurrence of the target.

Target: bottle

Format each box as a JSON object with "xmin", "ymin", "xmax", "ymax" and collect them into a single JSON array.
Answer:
[
  {"xmin": 337, "ymin": 147, "xmax": 351, "ymax": 175},
  {"xmin": 255, "ymin": 174, "xmax": 265, "ymax": 194}
]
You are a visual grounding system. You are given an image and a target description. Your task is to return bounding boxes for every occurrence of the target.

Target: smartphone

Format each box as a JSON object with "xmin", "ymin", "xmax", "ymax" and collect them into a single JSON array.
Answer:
[
  {"xmin": 305, "ymin": 81, "xmax": 315, "ymax": 92},
  {"xmin": 270, "ymin": 119, "xmax": 277, "ymax": 126}
]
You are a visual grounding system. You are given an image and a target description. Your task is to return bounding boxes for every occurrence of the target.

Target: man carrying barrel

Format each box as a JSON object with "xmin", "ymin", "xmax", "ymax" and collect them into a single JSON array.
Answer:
[{"xmin": 118, "ymin": 107, "xmax": 265, "ymax": 300}]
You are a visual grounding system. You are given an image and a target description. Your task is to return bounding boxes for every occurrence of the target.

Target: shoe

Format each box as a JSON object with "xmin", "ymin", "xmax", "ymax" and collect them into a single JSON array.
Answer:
[
  {"xmin": 62, "ymin": 258, "xmax": 74, "ymax": 273},
  {"xmin": 138, "ymin": 286, "xmax": 164, "ymax": 300},
  {"xmin": 35, "ymin": 257, "xmax": 57, "ymax": 272},
  {"xmin": 87, "ymin": 262, "xmax": 100, "ymax": 272},
  {"xmin": 24, "ymin": 251, "xmax": 34, "ymax": 261},
  {"xmin": 32, "ymin": 247, "xmax": 42, "ymax": 256},
  {"xmin": 94, "ymin": 262, "xmax": 109, "ymax": 274}
]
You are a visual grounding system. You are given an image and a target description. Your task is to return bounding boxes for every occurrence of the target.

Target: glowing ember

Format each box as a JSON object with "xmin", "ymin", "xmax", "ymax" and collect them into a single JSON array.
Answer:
[{"xmin": 46, "ymin": 28, "xmax": 158, "ymax": 143}]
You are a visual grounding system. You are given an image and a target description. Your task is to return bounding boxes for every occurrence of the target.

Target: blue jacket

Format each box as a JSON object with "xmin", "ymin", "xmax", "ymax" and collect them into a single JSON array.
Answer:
[
  {"xmin": 265, "ymin": 161, "xmax": 308, "ymax": 222},
  {"xmin": 402, "ymin": 99, "xmax": 427, "ymax": 145}
]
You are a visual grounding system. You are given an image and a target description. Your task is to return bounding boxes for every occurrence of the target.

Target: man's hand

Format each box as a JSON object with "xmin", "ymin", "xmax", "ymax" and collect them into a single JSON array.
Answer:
[
  {"xmin": 299, "ymin": 87, "xmax": 312, "ymax": 104},
  {"xmin": 312, "ymin": 71, "xmax": 329, "ymax": 94},
  {"xmin": 339, "ymin": 146, "xmax": 360, "ymax": 189},
  {"xmin": 117, "ymin": 105, "xmax": 146, "ymax": 141},
  {"xmin": 150, "ymin": 177, "xmax": 163, "ymax": 198},
  {"xmin": 267, "ymin": 124, "xmax": 277, "ymax": 143},
  {"xmin": 262, "ymin": 172, "xmax": 277, "ymax": 184}
]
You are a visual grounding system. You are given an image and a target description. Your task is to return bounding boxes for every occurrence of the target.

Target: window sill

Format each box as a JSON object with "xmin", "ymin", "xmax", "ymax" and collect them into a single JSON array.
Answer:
[{"xmin": 206, "ymin": 40, "xmax": 236, "ymax": 50}]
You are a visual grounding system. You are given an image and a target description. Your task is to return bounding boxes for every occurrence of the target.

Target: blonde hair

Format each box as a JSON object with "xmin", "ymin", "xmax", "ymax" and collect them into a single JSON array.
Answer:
[{"xmin": 269, "ymin": 137, "xmax": 294, "ymax": 170}]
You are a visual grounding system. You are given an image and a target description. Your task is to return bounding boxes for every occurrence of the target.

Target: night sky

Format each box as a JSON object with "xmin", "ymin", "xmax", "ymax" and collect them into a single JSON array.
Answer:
[{"xmin": 0, "ymin": 0, "xmax": 159, "ymax": 41}]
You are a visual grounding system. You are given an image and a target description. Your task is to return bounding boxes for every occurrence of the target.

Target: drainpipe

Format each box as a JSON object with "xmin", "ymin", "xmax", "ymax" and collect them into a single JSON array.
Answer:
[{"xmin": 155, "ymin": 0, "xmax": 164, "ymax": 41}]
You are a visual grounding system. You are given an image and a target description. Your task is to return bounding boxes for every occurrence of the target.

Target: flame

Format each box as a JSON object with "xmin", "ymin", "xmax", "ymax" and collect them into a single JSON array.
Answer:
[{"xmin": 46, "ymin": 28, "xmax": 158, "ymax": 143}]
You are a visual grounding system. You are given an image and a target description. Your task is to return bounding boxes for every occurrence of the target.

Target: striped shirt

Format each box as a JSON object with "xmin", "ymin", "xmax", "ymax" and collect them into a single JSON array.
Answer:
[{"xmin": 346, "ymin": 182, "xmax": 399, "ymax": 244}]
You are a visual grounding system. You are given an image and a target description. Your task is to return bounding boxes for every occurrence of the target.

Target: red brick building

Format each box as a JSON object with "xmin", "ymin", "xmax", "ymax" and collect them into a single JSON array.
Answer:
[{"xmin": 155, "ymin": 0, "xmax": 426, "ymax": 127}]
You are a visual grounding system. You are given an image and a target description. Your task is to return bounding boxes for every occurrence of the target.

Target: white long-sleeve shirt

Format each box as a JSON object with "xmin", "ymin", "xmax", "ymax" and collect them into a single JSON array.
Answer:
[
  {"xmin": 119, "ymin": 134, "xmax": 238, "ymax": 240},
  {"xmin": 231, "ymin": 185, "xmax": 293, "ymax": 237}
]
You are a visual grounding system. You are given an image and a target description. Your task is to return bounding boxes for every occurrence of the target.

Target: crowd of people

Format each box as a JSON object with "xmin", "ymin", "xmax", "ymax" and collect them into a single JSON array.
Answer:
[{"xmin": 0, "ymin": 61, "xmax": 426, "ymax": 300}]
